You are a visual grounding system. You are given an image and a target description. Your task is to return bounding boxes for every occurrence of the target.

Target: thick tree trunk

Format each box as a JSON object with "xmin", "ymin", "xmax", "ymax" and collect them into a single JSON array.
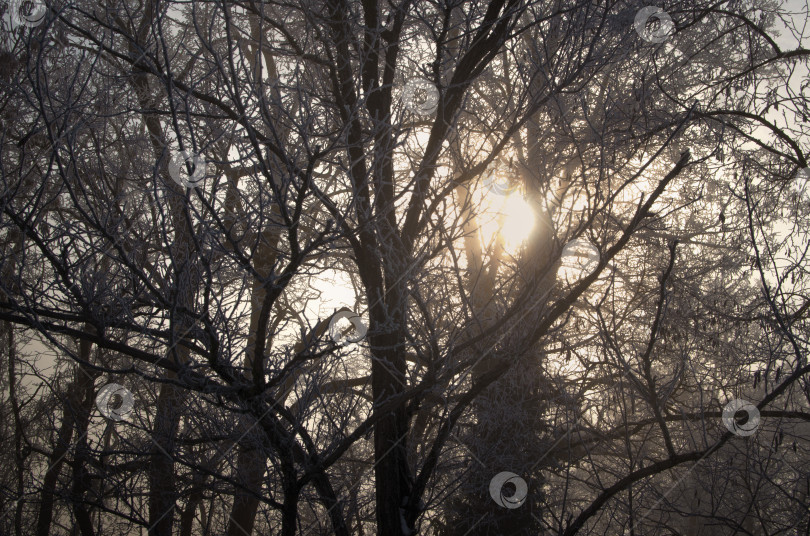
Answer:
[
  {"xmin": 35, "ymin": 391, "xmax": 74, "ymax": 536},
  {"xmin": 7, "ymin": 322, "xmax": 25, "ymax": 536},
  {"xmin": 68, "ymin": 341, "xmax": 99, "ymax": 536},
  {"xmin": 444, "ymin": 105, "xmax": 562, "ymax": 535},
  {"xmin": 148, "ymin": 382, "xmax": 186, "ymax": 536},
  {"xmin": 3, "ymin": 230, "xmax": 25, "ymax": 536},
  {"xmin": 125, "ymin": 7, "xmax": 198, "ymax": 528},
  {"xmin": 129, "ymin": 73, "xmax": 194, "ymax": 536},
  {"xmin": 36, "ymin": 338, "xmax": 98, "ymax": 536},
  {"xmin": 179, "ymin": 489, "xmax": 202, "ymax": 536},
  {"xmin": 225, "ymin": 13, "xmax": 287, "ymax": 533},
  {"xmin": 226, "ymin": 229, "xmax": 280, "ymax": 536},
  {"xmin": 371, "ymin": 319, "xmax": 410, "ymax": 536},
  {"xmin": 368, "ymin": 250, "xmax": 411, "ymax": 536},
  {"xmin": 226, "ymin": 446, "xmax": 266, "ymax": 536}
]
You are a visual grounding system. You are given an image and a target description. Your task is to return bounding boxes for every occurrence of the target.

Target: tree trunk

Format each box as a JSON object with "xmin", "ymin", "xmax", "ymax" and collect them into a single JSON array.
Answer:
[
  {"xmin": 68, "ymin": 344, "xmax": 99, "ymax": 536},
  {"xmin": 36, "ymin": 338, "xmax": 99, "ymax": 536},
  {"xmin": 226, "ymin": 229, "xmax": 280, "ymax": 536},
  {"xmin": 130, "ymin": 84, "xmax": 193, "ymax": 536},
  {"xmin": 225, "ymin": 13, "xmax": 287, "ymax": 532}
]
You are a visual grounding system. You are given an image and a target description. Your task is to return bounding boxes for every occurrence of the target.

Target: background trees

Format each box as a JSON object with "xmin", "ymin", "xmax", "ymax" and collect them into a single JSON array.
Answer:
[{"xmin": 0, "ymin": 0, "xmax": 808, "ymax": 535}]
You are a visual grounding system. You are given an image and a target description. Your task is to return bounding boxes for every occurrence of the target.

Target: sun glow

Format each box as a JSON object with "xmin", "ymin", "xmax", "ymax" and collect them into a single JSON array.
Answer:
[{"xmin": 476, "ymin": 191, "xmax": 536, "ymax": 251}]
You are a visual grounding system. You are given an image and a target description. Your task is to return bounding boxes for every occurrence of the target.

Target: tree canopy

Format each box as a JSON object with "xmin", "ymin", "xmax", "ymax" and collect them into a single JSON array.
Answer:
[{"xmin": 1, "ymin": 0, "xmax": 809, "ymax": 535}]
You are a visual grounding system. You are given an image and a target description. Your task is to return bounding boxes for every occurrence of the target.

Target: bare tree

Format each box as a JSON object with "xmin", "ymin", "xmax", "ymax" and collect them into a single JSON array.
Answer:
[{"xmin": 0, "ymin": 0, "xmax": 808, "ymax": 535}]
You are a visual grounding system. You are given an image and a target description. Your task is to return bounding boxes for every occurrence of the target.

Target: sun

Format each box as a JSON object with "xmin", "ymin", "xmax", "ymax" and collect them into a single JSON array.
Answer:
[{"xmin": 476, "ymin": 191, "xmax": 536, "ymax": 251}]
